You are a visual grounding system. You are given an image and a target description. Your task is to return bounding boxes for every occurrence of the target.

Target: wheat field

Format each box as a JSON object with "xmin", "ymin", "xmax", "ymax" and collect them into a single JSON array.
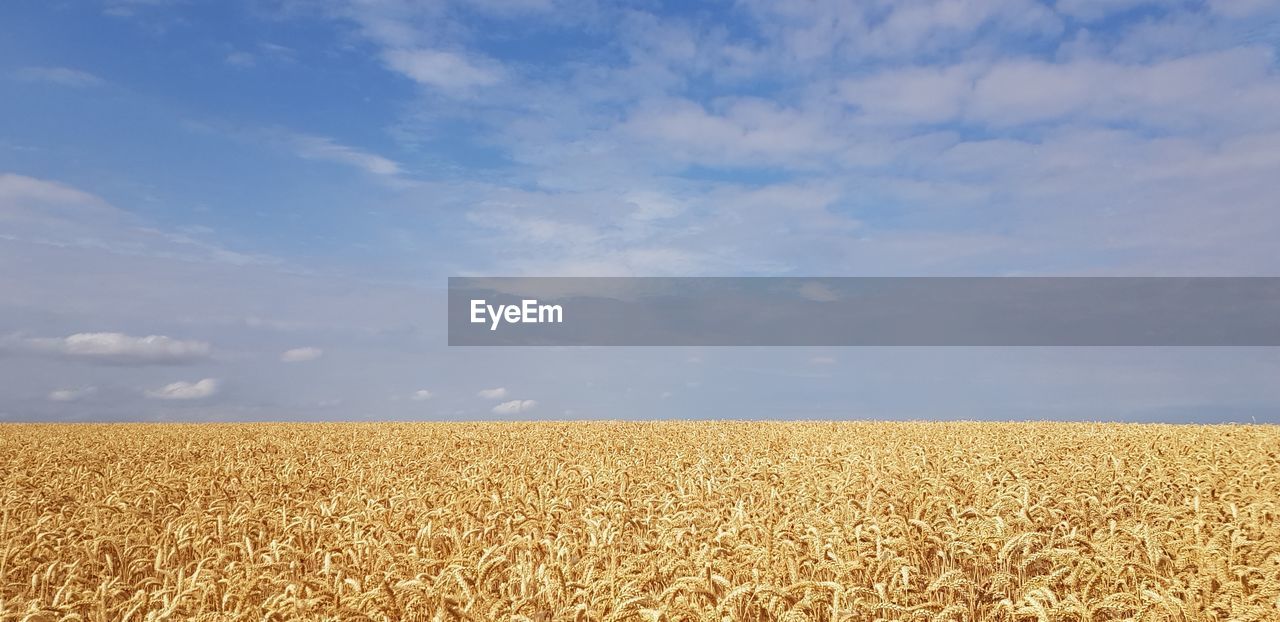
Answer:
[{"xmin": 0, "ymin": 422, "xmax": 1277, "ymax": 621}]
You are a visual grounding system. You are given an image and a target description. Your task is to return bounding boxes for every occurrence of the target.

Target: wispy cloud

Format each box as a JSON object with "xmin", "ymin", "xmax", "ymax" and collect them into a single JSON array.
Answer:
[
  {"xmin": 0, "ymin": 173, "xmax": 112, "ymax": 211},
  {"xmin": 383, "ymin": 48, "xmax": 502, "ymax": 93},
  {"xmin": 14, "ymin": 67, "xmax": 105, "ymax": 88},
  {"xmin": 287, "ymin": 134, "xmax": 402, "ymax": 177},
  {"xmin": 102, "ymin": 0, "xmax": 178, "ymax": 18},
  {"xmin": 48, "ymin": 386, "xmax": 98, "ymax": 402},
  {"xmin": 15, "ymin": 332, "xmax": 211, "ymax": 365},
  {"xmin": 223, "ymin": 43, "xmax": 296, "ymax": 69},
  {"xmin": 0, "ymin": 173, "xmax": 270, "ymax": 266},
  {"xmin": 224, "ymin": 51, "xmax": 256, "ymax": 68}
]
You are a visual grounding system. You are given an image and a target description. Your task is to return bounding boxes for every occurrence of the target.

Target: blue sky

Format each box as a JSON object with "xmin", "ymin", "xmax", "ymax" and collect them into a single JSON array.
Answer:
[{"xmin": 2, "ymin": 0, "xmax": 1280, "ymax": 422}]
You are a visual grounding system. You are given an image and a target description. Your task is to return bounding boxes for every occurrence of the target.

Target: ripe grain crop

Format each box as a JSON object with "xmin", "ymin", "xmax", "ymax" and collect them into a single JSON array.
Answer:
[{"xmin": 1, "ymin": 422, "xmax": 1278, "ymax": 621}]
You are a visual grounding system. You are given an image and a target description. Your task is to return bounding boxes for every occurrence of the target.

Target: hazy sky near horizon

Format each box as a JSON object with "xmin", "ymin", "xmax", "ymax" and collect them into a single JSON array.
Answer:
[{"xmin": 2, "ymin": 0, "xmax": 1280, "ymax": 422}]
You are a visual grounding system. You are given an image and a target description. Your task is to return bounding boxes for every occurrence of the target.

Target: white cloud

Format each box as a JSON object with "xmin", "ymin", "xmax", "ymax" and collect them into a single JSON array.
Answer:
[
  {"xmin": 14, "ymin": 67, "xmax": 104, "ymax": 87},
  {"xmin": 410, "ymin": 389, "xmax": 433, "ymax": 401},
  {"xmin": 21, "ymin": 332, "xmax": 211, "ymax": 365},
  {"xmin": 280, "ymin": 347, "xmax": 324, "ymax": 362},
  {"xmin": 477, "ymin": 387, "xmax": 508, "ymax": 400},
  {"xmin": 144, "ymin": 378, "xmax": 219, "ymax": 400},
  {"xmin": 840, "ymin": 48, "xmax": 1280, "ymax": 132},
  {"xmin": 459, "ymin": 181, "xmax": 857, "ymax": 277},
  {"xmin": 624, "ymin": 97, "xmax": 839, "ymax": 167},
  {"xmin": 866, "ymin": 0, "xmax": 1062, "ymax": 57},
  {"xmin": 841, "ymin": 64, "xmax": 980, "ymax": 124},
  {"xmin": 810, "ymin": 356, "xmax": 837, "ymax": 365},
  {"xmin": 288, "ymin": 134, "xmax": 401, "ymax": 176},
  {"xmin": 997, "ymin": 49, "xmax": 1276, "ymax": 130},
  {"xmin": 624, "ymin": 191, "xmax": 684, "ymax": 222},
  {"xmin": 739, "ymin": 0, "xmax": 1060, "ymax": 64},
  {"xmin": 48, "ymin": 387, "xmax": 97, "ymax": 402},
  {"xmin": 383, "ymin": 48, "xmax": 501, "ymax": 92},
  {"xmin": 492, "ymin": 399, "xmax": 536, "ymax": 415}
]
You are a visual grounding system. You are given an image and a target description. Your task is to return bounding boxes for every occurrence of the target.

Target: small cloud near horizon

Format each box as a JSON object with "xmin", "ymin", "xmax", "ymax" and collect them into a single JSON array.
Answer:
[
  {"xmin": 477, "ymin": 387, "xmax": 508, "ymax": 400},
  {"xmin": 48, "ymin": 387, "xmax": 98, "ymax": 402},
  {"xmin": 492, "ymin": 399, "xmax": 536, "ymax": 415},
  {"xmin": 280, "ymin": 347, "xmax": 323, "ymax": 363},
  {"xmin": 144, "ymin": 378, "xmax": 220, "ymax": 400}
]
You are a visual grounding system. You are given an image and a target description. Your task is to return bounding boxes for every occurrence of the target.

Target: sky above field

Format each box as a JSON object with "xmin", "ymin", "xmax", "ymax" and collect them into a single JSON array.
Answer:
[{"xmin": 2, "ymin": 0, "xmax": 1280, "ymax": 422}]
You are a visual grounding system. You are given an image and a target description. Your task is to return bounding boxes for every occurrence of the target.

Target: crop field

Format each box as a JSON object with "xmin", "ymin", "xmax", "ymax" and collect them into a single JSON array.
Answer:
[{"xmin": 1, "ymin": 422, "xmax": 1278, "ymax": 621}]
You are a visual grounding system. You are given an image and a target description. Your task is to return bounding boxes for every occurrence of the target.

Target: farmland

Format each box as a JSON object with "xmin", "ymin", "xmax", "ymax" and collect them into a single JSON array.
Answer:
[{"xmin": 1, "ymin": 422, "xmax": 1278, "ymax": 621}]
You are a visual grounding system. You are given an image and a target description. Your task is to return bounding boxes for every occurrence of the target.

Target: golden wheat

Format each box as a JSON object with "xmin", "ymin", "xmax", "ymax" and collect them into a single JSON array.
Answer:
[{"xmin": 1, "ymin": 422, "xmax": 1277, "ymax": 621}]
